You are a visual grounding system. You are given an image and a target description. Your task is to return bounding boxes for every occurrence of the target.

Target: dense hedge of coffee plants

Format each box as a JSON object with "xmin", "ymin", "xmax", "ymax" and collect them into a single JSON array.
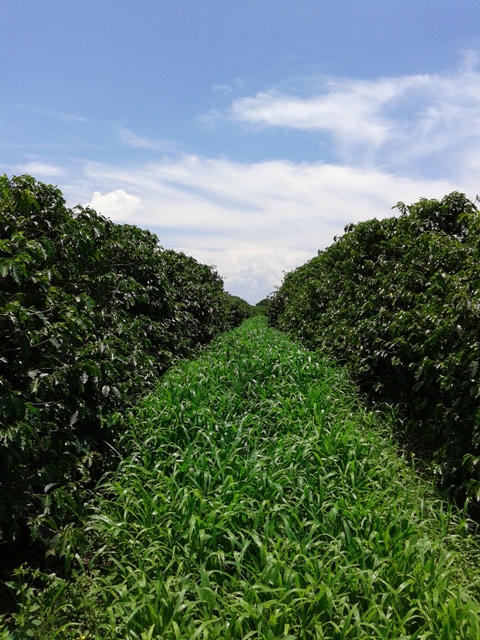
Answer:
[
  {"xmin": 0, "ymin": 174, "xmax": 249, "ymax": 563},
  {"xmin": 225, "ymin": 294, "xmax": 255, "ymax": 326},
  {"xmin": 267, "ymin": 192, "xmax": 480, "ymax": 502}
]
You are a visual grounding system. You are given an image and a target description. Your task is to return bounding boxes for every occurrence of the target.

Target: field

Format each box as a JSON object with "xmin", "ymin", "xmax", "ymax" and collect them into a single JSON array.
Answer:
[{"xmin": 4, "ymin": 316, "xmax": 480, "ymax": 639}]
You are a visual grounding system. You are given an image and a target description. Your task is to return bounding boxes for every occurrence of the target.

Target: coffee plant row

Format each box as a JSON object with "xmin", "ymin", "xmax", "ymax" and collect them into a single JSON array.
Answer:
[
  {"xmin": 0, "ymin": 174, "xmax": 252, "ymax": 565},
  {"xmin": 267, "ymin": 192, "xmax": 480, "ymax": 506}
]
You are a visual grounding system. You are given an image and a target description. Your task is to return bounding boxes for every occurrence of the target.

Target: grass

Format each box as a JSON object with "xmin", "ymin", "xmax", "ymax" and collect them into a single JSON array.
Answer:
[{"xmin": 2, "ymin": 316, "xmax": 480, "ymax": 638}]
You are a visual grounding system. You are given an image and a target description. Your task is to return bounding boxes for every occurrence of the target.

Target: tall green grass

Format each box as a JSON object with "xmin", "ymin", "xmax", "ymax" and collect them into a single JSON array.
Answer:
[{"xmin": 3, "ymin": 317, "xmax": 480, "ymax": 638}]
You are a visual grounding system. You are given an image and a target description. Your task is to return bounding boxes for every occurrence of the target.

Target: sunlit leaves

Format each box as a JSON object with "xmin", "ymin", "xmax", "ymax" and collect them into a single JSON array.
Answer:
[
  {"xmin": 0, "ymin": 174, "xmax": 250, "ymax": 558},
  {"xmin": 8, "ymin": 318, "xmax": 480, "ymax": 638},
  {"xmin": 268, "ymin": 192, "xmax": 480, "ymax": 504}
]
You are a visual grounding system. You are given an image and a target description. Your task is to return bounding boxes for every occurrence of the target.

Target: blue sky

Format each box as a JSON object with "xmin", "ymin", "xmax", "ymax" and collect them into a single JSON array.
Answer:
[{"xmin": 2, "ymin": 1, "xmax": 480, "ymax": 302}]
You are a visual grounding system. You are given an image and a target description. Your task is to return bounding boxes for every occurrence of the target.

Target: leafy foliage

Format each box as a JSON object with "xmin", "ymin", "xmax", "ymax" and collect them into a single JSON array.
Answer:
[
  {"xmin": 4, "ymin": 318, "xmax": 480, "ymax": 638},
  {"xmin": 267, "ymin": 192, "xmax": 480, "ymax": 501},
  {"xmin": 225, "ymin": 294, "xmax": 255, "ymax": 326},
  {"xmin": 0, "ymin": 174, "xmax": 248, "ymax": 562}
]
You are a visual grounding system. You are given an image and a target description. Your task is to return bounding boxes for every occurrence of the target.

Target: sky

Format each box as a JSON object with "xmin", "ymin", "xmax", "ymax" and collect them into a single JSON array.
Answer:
[{"xmin": 2, "ymin": 1, "xmax": 480, "ymax": 303}]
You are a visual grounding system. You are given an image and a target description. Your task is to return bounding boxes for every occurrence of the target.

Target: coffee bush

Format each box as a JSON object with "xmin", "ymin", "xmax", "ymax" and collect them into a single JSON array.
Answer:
[
  {"xmin": 268, "ymin": 192, "xmax": 480, "ymax": 504},
  {"xmin": 0, "ymin": 174, "xmax": 245, "ymax": 562}
]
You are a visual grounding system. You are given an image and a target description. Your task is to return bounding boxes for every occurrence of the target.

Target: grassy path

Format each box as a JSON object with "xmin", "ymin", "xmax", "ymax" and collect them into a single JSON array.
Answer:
[{"xmin": 5, "ymin": 317, "xmax": 480, "ymax": 638}]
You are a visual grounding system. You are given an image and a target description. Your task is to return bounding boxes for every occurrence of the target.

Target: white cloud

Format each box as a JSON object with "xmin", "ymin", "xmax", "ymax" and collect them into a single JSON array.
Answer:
[
  {"xmin": 227, "ymin": 53, "xmax": 480, "ymax": 170},
  {"xmin": 19, "ymin": 106, "xmax": 89, "ymax": 123},
  {"xmin": 119, "ymin": 127, "xmax": 179, "ymax": 152},
  {"xmin": 88, "ymin": 189, "xmax": 143, "ymax": 220},
  {"xmin": 179, "ymin": 243, "xmax": 313, "ymax": 303},
  {"xmin": 212, "ymin": 77, "xmax": 246, "ymax": 96},
  {"xmin": 15, "ymin": 55, "xmax": 480, "ymax": 304},
  {"xmin": 18, "ymin": 162, "xmax": 64, "ymax": 177},
  {"xmin": 57, "ymin": 112, "xmax": 89, "ymax": 123},
  {"xmin": 230, "ymin": 82, "xmax": 396, "ymax": 147},
  {"xmin": 76, "ymin": 155, "xmax": 462, "ymax": 302}
]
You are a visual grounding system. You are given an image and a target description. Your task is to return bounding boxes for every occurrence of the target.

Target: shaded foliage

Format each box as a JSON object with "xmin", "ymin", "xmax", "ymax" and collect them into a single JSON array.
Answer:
[
  {"xmin": 5, "ymin": 318, "xmax": 480, "ymax": 637},
  {"xmin": 225, "ymin": 294, "xmax": 255, "ymax": 326},
  {"xmin": 252, "ymin": 297, "xmax": 269, "ymax": 316},
  {"xmin": 267, "ymin": 192, "xmax": 480, "ymax": 503},
  {"xmin": 0, "ymin": 174, "xmax": 248, "ymax": 565}
]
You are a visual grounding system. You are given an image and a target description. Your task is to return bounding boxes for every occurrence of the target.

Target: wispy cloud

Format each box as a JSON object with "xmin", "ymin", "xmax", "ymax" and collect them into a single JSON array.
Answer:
[
  {"xmin": 227, "ymin": 52, "xmax": 480, "ymax": 172},
  {"xmin": 212, "ymin": 77, "xmax": 246, "ymax": 96},
  {"xmin": 83, "ymin": 155, "xmax": 460, "ymax": 235},
  {"xmin": 230, "ymin": 81, "xmax": 396, "ymax": 147},
  {"xmin": 17, "ymin": 161, "xmax": 64, "ymax": 178},
  {"xmin": 72, "ymin": 155, "xmax": 461, "ymax": 302},
  {"xmin": 19, "ymin": 106, "xmax": 89, "ymax": 123},
  {"xmin": 88, "ymin": 189, "xmax": 143, "ymax": 220},
  {"xmin": 119, "ymin": 127, "xmax": 180, "ymax": 152},
  {"xmin": 9, "ymin": 55, "xmax": 480, "ymax": 303}
]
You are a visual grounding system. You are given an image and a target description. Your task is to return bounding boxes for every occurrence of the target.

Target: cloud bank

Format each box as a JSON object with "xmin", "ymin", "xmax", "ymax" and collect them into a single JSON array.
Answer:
[
  {"xmin": 81, "ymin": 55, "xmax": 480, "ymax": 302},
  {"xmin": 84, "ymin": 156, "xmax": 458, "ymax": 302},
  {"xmin": 119, "ymin": 127, "xmax": 180, "ymax": 153},
  {"xmin": 228, "ymin": 52, "xmax": 480, "ymax": 173},
  {"xmin": 89, "ymin": 189, "xmax": 143, "ymax": 220},
  {"xmin": 18, "ymin": 161, "xmax": 64, "ymax": 178},
  {"xmin": 11, "ymin": 54, "xmax": 480, "ymax": 303}
]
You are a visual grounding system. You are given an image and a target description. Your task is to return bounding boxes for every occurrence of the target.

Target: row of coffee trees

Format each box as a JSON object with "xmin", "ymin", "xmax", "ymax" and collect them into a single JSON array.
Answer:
[
  {"xmin": 267, "ymin": 192, "xmax": 480, "ymax": 510},
  {"xmin": 0, "ymin": 174, "xmax": 252, "ymax": 570}
]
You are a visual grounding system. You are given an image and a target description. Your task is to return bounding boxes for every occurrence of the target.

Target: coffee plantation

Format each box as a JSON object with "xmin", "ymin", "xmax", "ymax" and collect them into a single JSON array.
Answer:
[
  {"xmin": 0, "ymin": 174, "xmax": 252, "ymax": 572},
  {"xmin": 4, "ymin": 176, "xmax": 480, "ymax": 637},
  {"xmin": 267, "ymin": 191, "xmax": 480, "ymax": 505}
]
